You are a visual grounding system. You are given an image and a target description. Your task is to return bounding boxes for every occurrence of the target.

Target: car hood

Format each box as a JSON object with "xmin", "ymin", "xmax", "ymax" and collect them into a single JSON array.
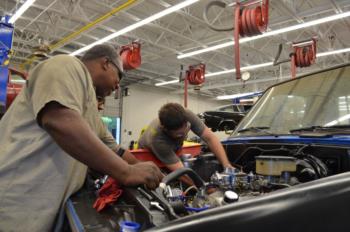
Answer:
[{"xmin": 223, "ymin": 135, "xmax": 350, "ymax": 146}]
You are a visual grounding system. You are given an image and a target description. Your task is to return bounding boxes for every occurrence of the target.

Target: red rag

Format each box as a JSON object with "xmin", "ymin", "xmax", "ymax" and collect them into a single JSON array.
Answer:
[{"xmin": 93, "ymin": 177, "xmax": 123, "ymax": 212}]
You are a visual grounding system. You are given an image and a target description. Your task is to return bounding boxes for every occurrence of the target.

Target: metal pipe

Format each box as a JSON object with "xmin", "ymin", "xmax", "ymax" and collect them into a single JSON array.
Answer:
[
  {"xmin": 184, "ymin": 77, "xmax": 188, "ymax": 108},
  {"xmin": 49, "ymin": 0, "xmax": 137, "ymax": 51},
  {"xmin": 20, "ymin": 0, "xmax": 137, "ymax": 70},
  {"xmin": 21, "ymin": 0, "xmax": 59, "ymax": 31},
  {"xmin": 291, "ymin": 54, "xmax": 296, "ymax": 79}
]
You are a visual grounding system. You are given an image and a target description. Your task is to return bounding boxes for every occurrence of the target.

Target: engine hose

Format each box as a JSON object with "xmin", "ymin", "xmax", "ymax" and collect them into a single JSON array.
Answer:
[
  {"xmin": 234, "ymin": 0, "xmax": 269, "ymax": 79},
  {"xmin": 161, "ymin": 168, "xmax": 206, "ymax": 189},
  {"xmin": 185, "ymin": 206, "xmax": 210, "ymax": 212}
]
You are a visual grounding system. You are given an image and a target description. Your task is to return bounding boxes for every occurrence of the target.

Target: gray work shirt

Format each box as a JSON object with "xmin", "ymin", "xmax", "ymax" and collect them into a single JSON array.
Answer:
[
  {"xmin": 0, "ymin": 55, "xmax": 119, "ymax": 231},
  {"xmin": 138, "ymin": 109, "xmax": 205, "ymax": 164}
]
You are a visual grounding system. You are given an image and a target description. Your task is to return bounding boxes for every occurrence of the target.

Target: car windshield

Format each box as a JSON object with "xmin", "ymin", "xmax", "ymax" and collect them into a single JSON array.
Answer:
[{"xmin": 233, "ymin": 64, "xmax": 350, "ymax": 136}]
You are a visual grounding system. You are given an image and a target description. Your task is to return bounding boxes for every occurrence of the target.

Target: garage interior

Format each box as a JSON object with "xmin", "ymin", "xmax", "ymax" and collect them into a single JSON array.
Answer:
[
  {"xmin": 1, "ymin": 0, "xmax": 350, "ymax": 231},
  {"xmin": 2, "ymin": 0, "xmax": 350, "ymax": 146}
]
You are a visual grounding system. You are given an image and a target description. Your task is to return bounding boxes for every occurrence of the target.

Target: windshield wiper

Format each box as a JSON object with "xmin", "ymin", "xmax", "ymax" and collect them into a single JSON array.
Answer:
[
  {"xmin": 290, "ymin": 125, "xmax": 350, "ymax": 133},
  {"xmin": 237, "ymin": 126, "xmax": 274, "ymax": 135}
]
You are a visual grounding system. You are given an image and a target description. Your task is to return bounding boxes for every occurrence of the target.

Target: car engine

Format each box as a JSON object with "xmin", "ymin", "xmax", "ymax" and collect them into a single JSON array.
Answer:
[
  {"xmin": 85, "ymin": 145, "xmax": 333, "ymax": 231},
  {"xmin": 157, "ymin": 154, "xmax": 320, "ymax": 213}
]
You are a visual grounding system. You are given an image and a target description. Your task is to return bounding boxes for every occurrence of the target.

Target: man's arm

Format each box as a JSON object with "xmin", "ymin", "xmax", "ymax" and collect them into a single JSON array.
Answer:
[
  {"xmin": 40, "ymin": 102, "xmax": 162, "ymax": 189},
  {"xmin": 200, "ymin": 127, "xmax": 233, "ymax": 168},
  {"xmin": 148, "ymin": 140, "xmax": 194, "ymax": 186},
  {"xmin": 118, "ymin": 149, "xmax": 140, "ymax": 164},
  {"xmin": 98, "ymin": 120, "xmax": 141, "ymax": 165},
  {"xmin": 186, "ymin": 109, "xmax": 232, "ymax": 168}
]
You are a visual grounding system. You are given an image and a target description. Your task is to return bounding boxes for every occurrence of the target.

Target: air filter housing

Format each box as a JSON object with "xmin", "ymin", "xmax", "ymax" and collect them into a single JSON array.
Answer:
[{"xmin": 256, "ymin": 156, "xmax": 296, "ymax": 176}]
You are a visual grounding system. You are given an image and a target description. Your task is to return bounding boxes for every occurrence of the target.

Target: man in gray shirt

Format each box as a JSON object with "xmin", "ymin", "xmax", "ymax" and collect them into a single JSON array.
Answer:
[
  {"xmin": 138, "ymin": 103, "xmax": 233, "ymax": 173},
  {"xmin": 0, "ymin": 44, "xmax": 162, "ymax": 231}
]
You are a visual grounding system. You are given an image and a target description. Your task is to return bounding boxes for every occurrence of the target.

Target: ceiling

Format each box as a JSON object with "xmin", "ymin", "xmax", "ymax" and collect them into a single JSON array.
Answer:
[{"xmin": 1, "ymin": 0, "xmax": 350, "ymax": 98}]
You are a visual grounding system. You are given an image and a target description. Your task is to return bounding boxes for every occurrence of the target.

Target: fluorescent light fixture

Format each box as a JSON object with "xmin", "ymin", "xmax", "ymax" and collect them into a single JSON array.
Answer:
[
  {"xmin": 197, "ymin": 47, "xmax": 350, "ymax": 78},
  {"xmin": 177, "ymin": 11, "xmax": 350, "ymax": 59},
  {"xmin": 156, "ymin": 47, "xmax": 350, "ymax": 87},
  {"xmin": 217, "ymin": 92, "xmax": 256, "ymax": 100},
  {"xmin": 205, "ymin": 69, "xmax": 236, "ymax": 77},
  {"xmin": 206, "ymin": 62, "xmax": 273, "ymax": 77},
  {"xmin": 154, "ymin": 62, "xmax": 272, "ymax": 86},
  {"xmin": 9, "ymin": 0, "xmax": 36, "ymax": 24},
  {"xmin": 241, "ymin": 62, "xmax": 273, "ymax": 71},
  {"xmin": 155, "ymin": 79, "xmax": 179, "ymax": 86},
  {"xmin": 178, "ymin": 41, "xmax": 235, "ymax": 59},
  {"xmin": 317, "ymin": 47, "xmax": 350, "ymax": 57},
  {"xmin": 70, "ymin": 0, "xmax": 199, "ymax": 56}
]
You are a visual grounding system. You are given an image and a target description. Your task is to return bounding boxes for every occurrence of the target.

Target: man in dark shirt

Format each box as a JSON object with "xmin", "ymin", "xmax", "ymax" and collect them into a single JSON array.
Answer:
[{"xmin": 138, "ymin": 103, "xmax": 233, "ymax": 172}]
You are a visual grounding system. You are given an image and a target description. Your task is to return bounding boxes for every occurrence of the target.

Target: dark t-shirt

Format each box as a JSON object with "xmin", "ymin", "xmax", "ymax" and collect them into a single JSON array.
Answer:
[{"xmin": 138, "ymin": 109, "xmax": 205, "ymax": 164}]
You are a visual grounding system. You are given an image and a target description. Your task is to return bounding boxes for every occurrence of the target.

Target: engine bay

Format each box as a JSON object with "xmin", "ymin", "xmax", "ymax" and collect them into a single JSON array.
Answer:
[{"xmin": 77, "ymin": 143, "xmax": 350, "ymax": 231}]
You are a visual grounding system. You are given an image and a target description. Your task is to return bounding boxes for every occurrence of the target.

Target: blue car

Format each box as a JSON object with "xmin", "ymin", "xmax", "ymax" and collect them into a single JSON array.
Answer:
[{"xmin": 67, "ymin": 63, "xmax": 350, "ymax": 232}]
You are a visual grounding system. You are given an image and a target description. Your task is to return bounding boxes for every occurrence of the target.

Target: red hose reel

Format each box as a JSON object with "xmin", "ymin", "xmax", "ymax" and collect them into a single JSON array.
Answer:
[
  {"xmin": 204, "ymin": 0, "xmax": 269, "ymax": 80},
  {"xmin": 274, "ymin": 38, "xmax": 317, "ymax": 79},
  {"xmin": 183, "ymin": 63, "xmax": 206, "ymax": 108},
  {"xmin": 120, "ymin": 42, "xmax": 141, "ymax": 70},
  {"xmin": 235, "ymin": 0, "xmax": 269, "ymax": 80},
  {"xmin": 291, "ymin": 38, "xmax": 317, "ymax": 78},
  {"xmin": 186, "ymin": 63, "xmax": 206, "ymax": 85}
]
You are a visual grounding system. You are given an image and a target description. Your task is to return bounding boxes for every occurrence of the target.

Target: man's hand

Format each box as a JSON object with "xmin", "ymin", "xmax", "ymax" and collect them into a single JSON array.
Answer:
[
  {"xmin": 40, "ymin": 102, "xmax": 163, "ymax": 189},
  {"xmin": 119, "ymin": 149, "xmax": 141, "ymax": 164},
  {"xmin": 223, "ymin": 163, "xmax": 234, "ymax": 169},
  {"xmin": 123, "ymin": 162, "xmax": 164, "ymax": 189}
]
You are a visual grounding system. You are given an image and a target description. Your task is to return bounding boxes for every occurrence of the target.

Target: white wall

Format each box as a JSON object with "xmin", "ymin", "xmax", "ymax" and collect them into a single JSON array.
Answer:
[
  {"xmin": 100, "ymin": 95, "xmax": 121, "ymax": 117},
  {"xmin": 120, "ymin": 84, "xmax": 230, "ymax": 148}
]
